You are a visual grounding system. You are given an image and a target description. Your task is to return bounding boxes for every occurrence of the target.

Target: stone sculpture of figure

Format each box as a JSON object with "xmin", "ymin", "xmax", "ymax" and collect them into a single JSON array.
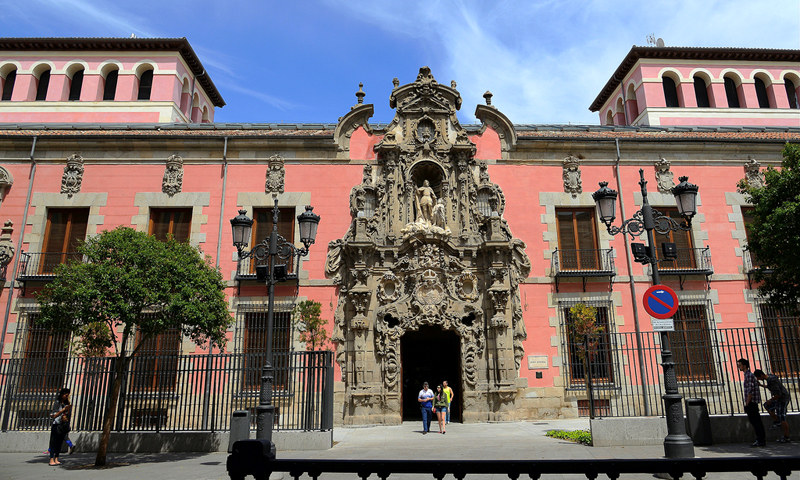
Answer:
[
  {"xmin": 432, "ymin": 198, "xmax": 446, "ymax": 229},
  {"xmin": 416, "ymin": 180, "xmax": 436, "ymax": 225}
]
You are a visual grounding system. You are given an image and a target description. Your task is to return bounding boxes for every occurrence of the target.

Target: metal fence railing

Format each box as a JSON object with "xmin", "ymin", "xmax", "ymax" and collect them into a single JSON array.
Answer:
[
  {"xmin": 16, "ymin": 251, "xmax": 85, "ymax": 279},
  {"xmin": 551, "ymin": 248, "xmax": 615, "ymax": 275},
  {"xmin": 0, "ymin": 351, "xmax": 333, "ymax": 433},
  {"xmin": 564, "ymin": 327, "xmax": 800, "ymax": 418}
]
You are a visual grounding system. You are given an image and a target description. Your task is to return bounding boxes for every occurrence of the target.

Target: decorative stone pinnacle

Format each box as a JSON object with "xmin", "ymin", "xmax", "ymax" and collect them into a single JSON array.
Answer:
[
  {"xmin": 451, "ymin": 80, "xmax": 457, "ymax": 88},
  {"xmin": 356, "ymin": 83, "xmax": 365, "ymax": 105},
  {"xmin": 392, "ymin": 77, "xmax": 399, "ymax": 89},
  {"xmin": 484, "ymin": 91, "xmax": 493, "ymax": 106}
]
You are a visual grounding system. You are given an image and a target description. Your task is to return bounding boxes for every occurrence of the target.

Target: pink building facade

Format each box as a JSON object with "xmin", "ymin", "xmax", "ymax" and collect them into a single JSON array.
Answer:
[{"xmin": 0, "ymin": 40, "xmax": 797, "ymax": 430}]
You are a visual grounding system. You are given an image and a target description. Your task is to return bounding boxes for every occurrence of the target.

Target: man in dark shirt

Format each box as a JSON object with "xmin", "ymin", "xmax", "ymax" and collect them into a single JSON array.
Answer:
[
  {"xmin": 755, "ymin": 369, "xmax": 792, "ymax": 443},
  {"xmin": 737, "ymin": 358, "xmax": 766, "ymax": 447}
]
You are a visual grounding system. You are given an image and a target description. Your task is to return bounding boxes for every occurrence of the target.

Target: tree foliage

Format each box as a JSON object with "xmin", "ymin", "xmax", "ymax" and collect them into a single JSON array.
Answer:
[
  {"xmin": 738, "ymin": 143, "xmax": 800, "ymax": 308},
  {"xmin": 291, "ymin": 300, "xmax": 329, "ymax": 350},
  {"xmin": 35, "ymin": 226, "xmax": 232, "ymax": 465}
]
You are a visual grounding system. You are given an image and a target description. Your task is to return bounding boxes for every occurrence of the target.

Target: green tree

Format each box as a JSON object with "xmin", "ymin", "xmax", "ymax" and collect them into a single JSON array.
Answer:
[
  {"xmin": 568, "ymin": 303, "xmax": 604, "ymax": 419},
  {"xmin": 35, "ymin": 227, "xmax": 232, "ymax": 466},
  {"xmin": 291, "ymin": 300, "xmax": 329, "ymax": 350},
  {"xmin": 738, "ymin": 143, "xmax": 800, "ymax": 308}
]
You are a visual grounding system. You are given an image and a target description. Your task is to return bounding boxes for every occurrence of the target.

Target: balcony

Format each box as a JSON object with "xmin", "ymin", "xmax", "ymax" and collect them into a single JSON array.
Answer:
[
  {"xmin": 16, "ymin": 251, "xmax": 84, "ymax": 282},
  {"xmin": 551, "ymin": 248, "xmax": 615, "ymax": 292},
  {"xmin": 744, "ymin": 248, "xmax": 773, "ymax": 289},
  {"xmin": 654, "ymin": 246, "xmax": 713, "ymax": 289}
]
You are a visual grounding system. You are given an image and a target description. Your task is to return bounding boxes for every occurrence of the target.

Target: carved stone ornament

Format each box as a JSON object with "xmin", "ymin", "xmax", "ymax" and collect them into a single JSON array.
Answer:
[
  {"xmin": 0, "ymin": 166, "xmax": 14, "ymax": 191},
  {"xmin": 0, "ymin": 220, "xmax": 15, "ymax": 267},
  {"xmin": 744, "ymin": 157, "xmax": 764, "ymax": 189},
  {"xmin": 61, "ymin": 154, "xmax": 84, "ymax": 197},
  {"xmin": 162, "ymin": 154, "xmax": 184, "ymax": 197},
  {"xmin": 265, "ymin": 154, "xmax": 286, "ymax": 197},
  {"xmin": 654, "ymin": 157, "xmax": 675, "ymax": 193},
  {"xmin": 562, "ymin": 155, "xmax": 582, "ymax": 198},
  {"xmin": 327, "ymin": 67, "xmax": 529, "ymax": 425}
]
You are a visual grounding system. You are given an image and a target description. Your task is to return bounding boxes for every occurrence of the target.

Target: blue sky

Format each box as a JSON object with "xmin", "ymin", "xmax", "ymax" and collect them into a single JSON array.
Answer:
[{"xmin": 1, "ymin": 0, "xmax": 798, "ymax": 125}]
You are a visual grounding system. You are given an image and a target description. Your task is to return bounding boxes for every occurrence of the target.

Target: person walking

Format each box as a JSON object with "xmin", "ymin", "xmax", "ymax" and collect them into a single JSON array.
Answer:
[
  {"xmin": 737, "ymin": 358, "xmax": 766, "ymax": 447},
  {"xmin": 433, "ymin": 385, "xmax": 447, "ymax": 434},
  {"xmin": 418, "ymin": 382, "xmax": 434, "ymax": 434},
  {"xmin": 48, "ymin": 387, "xmax": 72, "ymax": 466},
  {"xmin": 443, "ymin": 380, "xmax": 454, "ymax": 424},
  {"xmin": 755, "ymin": 369, "xmax": 792, "ymax": 443}
]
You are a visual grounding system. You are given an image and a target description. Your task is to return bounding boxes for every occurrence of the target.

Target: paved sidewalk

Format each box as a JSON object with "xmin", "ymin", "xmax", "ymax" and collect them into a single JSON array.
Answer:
[{"xmin": 0, "ymin": 420, "xmax": 795, "ymax": 480}]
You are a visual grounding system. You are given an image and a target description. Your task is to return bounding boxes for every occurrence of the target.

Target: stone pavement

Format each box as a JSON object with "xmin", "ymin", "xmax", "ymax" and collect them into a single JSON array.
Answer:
[{"xmin": 0, "ymin": 419, "xmax": 795, "ymax": 480}]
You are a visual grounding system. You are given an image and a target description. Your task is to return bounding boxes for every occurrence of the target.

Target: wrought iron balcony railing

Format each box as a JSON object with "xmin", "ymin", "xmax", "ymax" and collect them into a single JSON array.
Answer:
[
  {"xmin": 656, "ymin": 246, "xmax": 712, "ymax": 274},
  {"xmin": 234, "ymin": 254, "xmax": 294, "ymax": 282},
  {"xmin": 551, "ymin": 248, "xmax": 615, "ymax": 292},
  {"xmin": 15, "ymin": 251, "xmax": 85, "ymax": 281}
]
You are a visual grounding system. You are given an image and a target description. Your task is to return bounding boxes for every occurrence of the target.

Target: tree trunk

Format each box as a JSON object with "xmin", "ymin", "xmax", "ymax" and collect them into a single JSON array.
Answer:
[{"xmin": 95, "ymin": 354, "xmax": 128, "ymax": 466}]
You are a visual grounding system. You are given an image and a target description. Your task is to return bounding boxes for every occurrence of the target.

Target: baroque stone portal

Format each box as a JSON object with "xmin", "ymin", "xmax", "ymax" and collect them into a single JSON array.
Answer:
[{"xmin": 327, "ymin": 67, "xmax": 530, "ymax": 425}]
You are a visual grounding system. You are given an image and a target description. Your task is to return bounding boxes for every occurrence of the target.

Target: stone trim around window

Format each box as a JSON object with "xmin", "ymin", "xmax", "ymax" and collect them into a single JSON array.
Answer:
[
  {"xmin": 26, "ymin": 192, "xmax": 108, "ymax": 252},
  {"xmin": 132, "ymin": 192, "xmax": 210, "ymax": 247}
]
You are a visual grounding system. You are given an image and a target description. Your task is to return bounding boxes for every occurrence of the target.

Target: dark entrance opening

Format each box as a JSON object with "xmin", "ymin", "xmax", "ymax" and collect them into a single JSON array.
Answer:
[{"xmin": 401, "ymin": 325, "xmax": 461, "ymax": 422}]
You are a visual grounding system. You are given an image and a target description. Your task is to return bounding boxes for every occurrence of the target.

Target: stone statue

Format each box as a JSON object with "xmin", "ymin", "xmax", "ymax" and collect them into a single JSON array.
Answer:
[
  {"xmin": 415, "ymin": 180, "xmax": 436, "ymax": 225},
  {"xmin": 432, "ymin": 198, "xmax": 446, "ymax": 229}
]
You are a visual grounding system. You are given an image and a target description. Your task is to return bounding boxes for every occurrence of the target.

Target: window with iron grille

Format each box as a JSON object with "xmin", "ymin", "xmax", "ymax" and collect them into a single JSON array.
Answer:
[
  {"xmin": 41, "ymin": 208, "xmax": 89, "ymax": 274},
  {"xmin": 16, "ymin": 312, "xmax": 70, "ymax": 394},
  {"xmin": 560, "ymin": 302, "xmax": 614, "ymax": 386},
  {"xmin": 759, "ymin": 304, "xmax": 800, "ymax": 375},
  {"xmin": 556, "ymin": 208, "xmax": 599, "ymax": 271},
  {"xmin": 251, "ymin": 208, "xmax": 295, "ymax": 274},
  {"xmin": 130, "ymin": 325, "xmax": 181, "ymax": 392},
  {"xmin": 671, "ymin": 304, "xmax": 716, "ymax": 381},
  {"xmin": 653, "ymin": 208, "xmax": 695, "ymax": 269},
  {"xmin": 238, "ymin": 304, "xmax": 294, "ymax": 393},
  {"xmin": 149, "ymin": 208, "xmax": 191, "ymax": 242}
]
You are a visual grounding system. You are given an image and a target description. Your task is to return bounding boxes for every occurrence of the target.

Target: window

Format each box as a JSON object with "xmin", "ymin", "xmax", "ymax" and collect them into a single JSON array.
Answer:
[
  {"xmin": 1, "ymin": 69, "xmax": 15, "ymax": 101},
  {"xmin": 556, "ymin": 208, "xmax": 599, "ymax": 270},
  {"xmin": 784, "ymin": 79, "xmax": 799, "ymax": 109},
  {"xmin": 149, "ymin": 208, "xmax": 191, "ymax": 242},
  {"xmin": 131, "ymin": 326, "xmax": 181, "ymax": 391},
  {"xmin": 137, "ymin": 69, "xmax": 153, "ymax": 100},
  {"xmin": 41, "ymin": 208, "xmax": 89, "ymax": 274},
  {"xmin": 724, "ymin": 77, "xmax": 740, "ymax": 108},
  {"xmin": 662, "ymin": 76, "xmax": 679, "ymax": 108},
  {"xmin": 68, "ymin": 69, "xmax": 84, "ymax": 101},
  {"xmin": 653, "ymin": 208, "xmax": 695, "ymax": 269},
  {"xmin": 103, "ymin": 70, "xmax": 118, "ymax": 101},
  {"xmin": 240, "ymin": 307, "xmax": 293, "ymax": 392},
  {"xmin": 754, "ymin": 77, "xmax": 770, "ymax": 108},
  {"xmin": 252, "ymin": 207, "xmax": 295, "ymax": 274},
  {"xmin": 671, "ymin": 304, "xmax": 715, "ymax": 381},
  {"xmin": 563, "ymin": 304, "xmax": 613, "ymax": 386},
  {"xmin": 18, "ymin": 313, "xmax": 69, "ymax": 393},
  {"xmin": 693, "ymin": 76, "xmax": 710, "ymax": 108},
  {"xmin": 35, "ymin": 69, "xmax": 50, "ymax": 101},
  {"xmin": 759, "ymin": 305, "xmax": 800, "ymax": 375}
]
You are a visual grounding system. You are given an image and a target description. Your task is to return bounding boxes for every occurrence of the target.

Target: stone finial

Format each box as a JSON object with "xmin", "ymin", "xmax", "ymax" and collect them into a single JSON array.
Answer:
[
  {"xmin": 451, "ymin": 80, "xmax": 457, "ymax": 89},
  {"xmin": 392, "ymin": 77, "xmax": 400, "ymax": 89},
  {"xmin": 654, "ymin": 157, "xmax": 674, "ymax": 193},
  {"xmin": 162, "ymin": 154, "xmax": 184, "ymax": 197},
  {"xmin": 0, "ymin": 220, "xmax": 14, "ymax": 268},
  {"xmin": 61, "ymin": 154, "xmax": 84, "ymax": 197},
  {"xmin": 265, "ymin": 154, "xmax": 286, "ymax": 197},
  {"xmin": 356, "ymin": 83, "xmax": 365, "ymax": 105},
  {"xmin": 744, "ymin": 157, "xmax": 764, "ymax": 189},
  {"xmin": 483, "ymin": 91, "xmax": 493, "ymax": 106}
]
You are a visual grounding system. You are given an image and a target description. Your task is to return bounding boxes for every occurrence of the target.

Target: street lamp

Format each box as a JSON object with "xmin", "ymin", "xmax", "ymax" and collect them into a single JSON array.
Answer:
[
  {"xmin": 231, "ymin": 198, "xmax": 320, "ymax": 443},
  {"xmin": 592, "ymin": 169, "xmax": 698, "ymax": 459}
]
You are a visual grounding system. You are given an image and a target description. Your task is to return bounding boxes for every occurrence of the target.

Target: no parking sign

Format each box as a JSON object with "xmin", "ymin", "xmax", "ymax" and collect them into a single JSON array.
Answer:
[{"xmin": 643, "ymin": 284, "xmax": 679, "ymax": 320}]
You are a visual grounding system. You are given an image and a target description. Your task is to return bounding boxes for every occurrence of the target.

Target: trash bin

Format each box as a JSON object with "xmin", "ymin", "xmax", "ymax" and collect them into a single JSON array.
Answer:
[
  {"xmin": 684, "ymin": 398, "xmax": 713, "ymax": 445},
  {"xmin": 228, "ymin": 410, "xmax": 251, "ymax": 453}
]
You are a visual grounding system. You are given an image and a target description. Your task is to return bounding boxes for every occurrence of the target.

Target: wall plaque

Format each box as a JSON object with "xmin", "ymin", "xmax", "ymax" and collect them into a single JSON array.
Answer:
[{"xmin": 527, "ymin": 355, "xmax": 548, "ymax": 370}]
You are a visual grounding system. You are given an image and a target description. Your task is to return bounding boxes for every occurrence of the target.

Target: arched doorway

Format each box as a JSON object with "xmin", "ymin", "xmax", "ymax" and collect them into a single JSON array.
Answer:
[{"xmin": 400, "ymin": 325, "xmax": 461, "ymax": 422}]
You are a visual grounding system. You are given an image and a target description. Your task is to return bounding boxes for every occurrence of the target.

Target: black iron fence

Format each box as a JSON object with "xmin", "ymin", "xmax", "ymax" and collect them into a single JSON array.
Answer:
[
  {"xmin": 551, "ymin": 248, "xmax": 615, "ymax": 274},
  {"xmin": 567, "ymin": 327, "xmax": 800, "ymax": 417},
  {"xmin": 16, "ymin": 251, "xmax": 85, "ymax": 279},
  {"xmin": 0, "ymin": 351, "xmax": 333, "ymax": 432}
]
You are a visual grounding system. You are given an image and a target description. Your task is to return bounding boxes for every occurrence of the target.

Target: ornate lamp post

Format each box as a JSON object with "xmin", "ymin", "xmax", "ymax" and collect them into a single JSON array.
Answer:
[
  {"xmin": 231, "ymin": 198, "xmax": 320, "ymax": 442},
  {"xmin": 592, "ymin": 169, "xmax": 698, "ymax": 458}
]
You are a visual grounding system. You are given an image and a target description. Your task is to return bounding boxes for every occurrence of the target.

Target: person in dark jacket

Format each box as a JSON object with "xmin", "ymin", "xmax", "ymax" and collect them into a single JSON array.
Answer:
[{"xmin": 48, "ymin": 387, "xmax": 71, "ymax": 466}]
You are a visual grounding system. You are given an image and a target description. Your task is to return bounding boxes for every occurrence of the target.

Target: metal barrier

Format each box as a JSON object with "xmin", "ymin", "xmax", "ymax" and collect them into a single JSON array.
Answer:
[
  {"xmin": 16, "ymin": 251, "xmax": 85, "ymax": 279},
  {"xmin": 0, "ymin": 351, "xmax": 333, "ymax": 432},
  {"xmin": 226, "ymin": 456, "xmax": 800, "ymax": 480}
]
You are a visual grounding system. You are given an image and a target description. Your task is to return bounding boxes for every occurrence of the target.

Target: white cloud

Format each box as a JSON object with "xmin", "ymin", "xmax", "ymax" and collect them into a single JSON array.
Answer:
[
  {"xmin": 18, "ymin": 0, "xmax": 158, "ymax": 37},
  {"xmin": 218, "ymin": 81, "xmax": 300, "ymax": 111}
]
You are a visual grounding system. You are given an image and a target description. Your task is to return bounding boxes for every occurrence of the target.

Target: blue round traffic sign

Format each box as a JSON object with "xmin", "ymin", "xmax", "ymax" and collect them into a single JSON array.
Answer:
[{"xmin": 643, "ymin": 285, "xmax": 679, "ymax": 319}]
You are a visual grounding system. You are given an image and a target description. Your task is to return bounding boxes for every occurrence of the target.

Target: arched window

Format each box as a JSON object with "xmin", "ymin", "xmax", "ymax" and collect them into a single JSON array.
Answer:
[
  {"xmin": 662, "ymin": 76, "xmax": 679, "ymax": 107},
  {"xmin": 103, "ymin": 70, "xmax": 118, "ymax": 101},
  {"xmin": 36, "ymin": 69, "xmax": 51, "ymax": 101},
  {"xmin": 693, "ymin": 76, "xmax": 710, "ymax": 108},
  {"xmin": 754, "ymin": 77, "xmax": 770, "ymax": 108},
  {"xmin": 1, "ymin": 69, "xmax": 16, "ymax": 101},
  {"xmin": 137, "ymin": 69, "xmax": 153, "ymax": 100},
  {"xmin": 68, "ymin": 69, "xmax": 84, "ymax": 101},
  {"xmin": 724, "ymin": 77, "xmax": 740, "ymax": 108},
  {"xmin": 786, "ymin": 78, "xmax": 799, "ymax": 109},
  {"xmin": 605, "ymin": 110, "xmax": 614, "ymax": 126}
]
